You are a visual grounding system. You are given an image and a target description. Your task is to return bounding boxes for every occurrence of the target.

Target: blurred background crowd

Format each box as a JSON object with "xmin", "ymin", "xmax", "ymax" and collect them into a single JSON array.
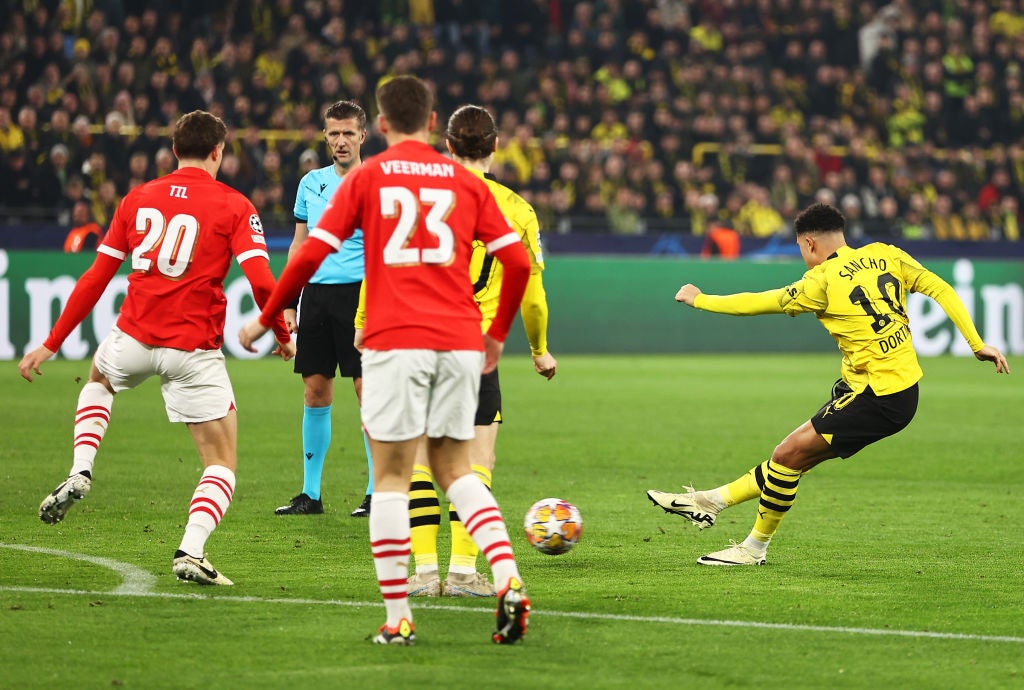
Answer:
[{"xmin": 1, "ymin": 0, "xmax": 1022, "ymax": 242}]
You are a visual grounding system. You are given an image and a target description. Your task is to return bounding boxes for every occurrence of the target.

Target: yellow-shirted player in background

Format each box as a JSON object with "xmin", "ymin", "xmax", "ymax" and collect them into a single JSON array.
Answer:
[
  {"xmin": 404, "ymin": 104, "xmax": 557, "ymax": 597},
  {"xmin": 648, "ymin": 202, "xmax": 1009, "ymax": 566}
]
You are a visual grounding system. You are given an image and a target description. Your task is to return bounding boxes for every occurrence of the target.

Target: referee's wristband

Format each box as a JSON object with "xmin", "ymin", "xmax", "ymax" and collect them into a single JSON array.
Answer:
[{"xmin": 286, "ymin": 295, "xmax": 300, "ymax": 311}]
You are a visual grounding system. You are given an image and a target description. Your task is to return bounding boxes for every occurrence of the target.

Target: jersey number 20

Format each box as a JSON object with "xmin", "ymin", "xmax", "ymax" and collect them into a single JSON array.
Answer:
[
  {"xmin": 380, "ymin": 186, "xmax": 455, "ymax": 265},
  {"xmin": 133, "ymin": 207, "xmax": 199, "ymax": 278}
]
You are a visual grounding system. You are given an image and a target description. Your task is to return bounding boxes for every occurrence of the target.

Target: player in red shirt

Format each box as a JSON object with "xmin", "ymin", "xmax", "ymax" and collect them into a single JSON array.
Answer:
[
  {"xmin": 239, "ymin": 76, "xmax": 532, "ymax": 645},
  {"xmin": 18, "ymin": 110, "xmax": 294, "ymax": 586}
]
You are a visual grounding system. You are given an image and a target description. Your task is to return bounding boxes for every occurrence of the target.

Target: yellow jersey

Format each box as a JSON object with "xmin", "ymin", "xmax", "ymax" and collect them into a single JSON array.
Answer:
[
  {"xmin": 694, "ymin": 243, "xmax": 984, "ymax": 395},
  {"xmin": 467, "ymin": 169, "xmax": 549, "ymax": 356},
  {"xmin": 354, "ymin": 169, "xmax": 551, "ymax": 356}
]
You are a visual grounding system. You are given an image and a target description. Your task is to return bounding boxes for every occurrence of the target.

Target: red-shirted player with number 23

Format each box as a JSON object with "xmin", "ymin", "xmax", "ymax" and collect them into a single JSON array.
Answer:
[
  {"xmin": 19, "ymin": 110, "xmax": 294, "ymax": 587},
  {"xmin": 240, "ymin": 76, "xmax": 533, "ymax": 646}
]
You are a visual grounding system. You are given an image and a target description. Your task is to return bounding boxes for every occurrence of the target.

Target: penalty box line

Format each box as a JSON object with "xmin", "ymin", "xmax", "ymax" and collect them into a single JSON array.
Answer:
[{"xmin": 2, "ymin": 584, "xmax": 1022, "ymax": 646}]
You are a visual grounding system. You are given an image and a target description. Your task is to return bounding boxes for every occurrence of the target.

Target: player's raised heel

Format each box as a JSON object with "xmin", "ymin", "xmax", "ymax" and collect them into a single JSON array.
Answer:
[
  {"xmin": 172, "ymin": 550, "xmax": 234, "ymax": 585},
  {"xmin": 646, "ymin": 486, "xmax": 721, "ymax": 529},
  {"xmin": 697, "ymin": 541, "xmax": 767, "ymax": 566},
  {"xmin": 372, "ymin": 618, "xmax": 415, "ymax": 645},
  {"xmin": 39, "ymin": 472, "xmax": 92, "ymax": 524},
  {"xmin": 492, "ymin": 577, "xmax": 530, "ymax": 644},
  {"xmin": 407, "ymin": 571, "xmax": 442, "ymax": 597}
]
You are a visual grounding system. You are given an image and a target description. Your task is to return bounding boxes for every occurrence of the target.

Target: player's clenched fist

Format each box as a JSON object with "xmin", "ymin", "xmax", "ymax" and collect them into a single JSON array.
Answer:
[{"xmin": 675, "ymin": 284, "xmax": 702, "ymax": 306}]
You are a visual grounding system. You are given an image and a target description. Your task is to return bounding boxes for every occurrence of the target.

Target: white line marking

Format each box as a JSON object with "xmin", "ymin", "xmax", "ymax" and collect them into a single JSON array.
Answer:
[
  {"xmin": 1, "ymin": 584, "xmax": 1021, "ymax": 645},
  {"xmin": 0, "ymin": 543, "xmax": 157, "ymax": 594}
]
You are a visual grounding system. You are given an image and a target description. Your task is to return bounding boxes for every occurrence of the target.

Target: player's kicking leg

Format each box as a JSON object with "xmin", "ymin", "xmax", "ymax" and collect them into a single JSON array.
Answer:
[{"xmin": 646, "ymin": 485, "xmax": 724, "ymax": 529}]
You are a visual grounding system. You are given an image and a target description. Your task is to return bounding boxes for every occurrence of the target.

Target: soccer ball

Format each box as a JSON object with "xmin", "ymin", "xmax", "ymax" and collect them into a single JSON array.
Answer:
[{"xmin": 524, "ymin": 498, "xmax": 583, "ymax": 555}]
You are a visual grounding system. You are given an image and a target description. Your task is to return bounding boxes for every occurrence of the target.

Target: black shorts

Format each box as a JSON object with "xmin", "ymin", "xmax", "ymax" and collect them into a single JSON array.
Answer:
[
  {"xmin": 475, "ymin": 368, "xmax": 502, "ymax": 426},
  {"xmin": 811, "ymin": 380, "xmax": 919, "ymax": 458},
  {"xmin": 294, "ymin": 282, "xmax": 362, "ymax": 379}
]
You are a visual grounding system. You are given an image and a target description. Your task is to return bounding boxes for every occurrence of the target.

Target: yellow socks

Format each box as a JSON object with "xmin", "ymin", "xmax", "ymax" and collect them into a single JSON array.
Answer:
[
  {"xmin": 409, "ymin": 464, "xmax": 439, "ymax": 572},
  {"xmin": 750, "ymin": 460, "xmax": 803, "ymax": 545}
]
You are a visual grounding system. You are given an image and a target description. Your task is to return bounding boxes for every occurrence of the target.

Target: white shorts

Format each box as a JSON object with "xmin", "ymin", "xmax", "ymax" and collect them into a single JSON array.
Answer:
[
  {"xmin": 94, "ymin": 327, "xmax": 236, "ymax": 424},
  {"xmin": 361, "ymin": 349, "xmax": 483, "ymax": 442}
]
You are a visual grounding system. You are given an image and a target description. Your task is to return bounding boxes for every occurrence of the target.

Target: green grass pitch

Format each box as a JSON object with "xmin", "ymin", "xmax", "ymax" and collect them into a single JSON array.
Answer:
[{"xmin": 1, "ymin": 354, "xmax": 1021, "ymax": 689}]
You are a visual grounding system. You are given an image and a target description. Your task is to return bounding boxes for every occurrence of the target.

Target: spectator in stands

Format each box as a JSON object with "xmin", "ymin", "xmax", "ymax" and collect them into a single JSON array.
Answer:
[
  {"xmin": 961, "ymin": 201, "xmax": 993, "ymax": 240},
  {"xmin": 859, "ymin": 165, "xmax": 892, "ymax": 221},
  {"xmin": 97, "ymin": 111, "xmax": 129, "ymax": 188},
  {"xmin": 1, "ymin": 1, "xmax": 1023, "ymax": 238},
  {"xmin": 769, "ymin": 164, "xmax": 799, "ymax": 221},
  {"xmin": 738, "ymin": 185, "xmax": 786, "ymax": 237},
  {"xmin": 607, "ymin": 186, "xmax": 644, "ymax": 235},
  {"xmin": 58, "ymin": 175, "xmax": 89, "ymax": 225},
  {"xmin": 63, "ymin": 200, "xmax": 103, "ymax": 253},
  {"xmin": 931, "ymin": 195, "xmax": 964, "ymax": 240},
  {"xmin": 0, "ymin": 148, "xmax": 34, "ymax": 211},
  {"xmin": 993, "ymin": 195, "xmax": 1021, "ymax": 241},
  {"xmin": 126, "ymin": 151, "xmax": 152, "ymax": 191},
  {"xmin": 154, "ymin": 147, "xmax": 175, "ymax": 177},
  {"xmin": 128, "ymin": 120, "xmax": 165, "ymax": 159},
  {"xmin": 0, "ymin": 106, "xmax": 25, "ymax": 154},
  {"xmin": 840, "ymin": 193, "xmax": 867, "ymax": 240},
  {"xmin": 216, "ymin": 152, "xmax": 251, "ymax": 196},
  {"xmin": 870, "ymin": 195, "xmax": 904, "ymax": 239},
  {"xmin": 978, "ymin": 167, "xmax": 1014, "ymax": 214},
  {"xmin": 16, "ymin": 105, "xmax": 41, "ymax": 163},
  {"xmin": 33, "ymin": 143, "xmax": 71, "ymax": 208},
  {"xmin": 90, "ymin": 179, "xmax": 119, "ymax": 228},
  {"xmin": 39, "ymin": 108, "xmax": 79, "ymax": 166}
]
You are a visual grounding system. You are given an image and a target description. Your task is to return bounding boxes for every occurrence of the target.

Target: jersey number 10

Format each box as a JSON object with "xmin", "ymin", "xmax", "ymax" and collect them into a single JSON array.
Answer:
[{"xmin": 848, "ymin": 272, "xmax": 906, "ymax": 334}]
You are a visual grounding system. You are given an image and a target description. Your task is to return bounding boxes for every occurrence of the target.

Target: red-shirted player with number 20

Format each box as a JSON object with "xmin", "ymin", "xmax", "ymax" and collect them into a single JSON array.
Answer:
[
  {"xmin": 239, "ymin": 76, "xmax": 532, "ymax": 646},
  {"xmin": 18, "ymin": 110, "xmax": 294, "ymax": 586}
]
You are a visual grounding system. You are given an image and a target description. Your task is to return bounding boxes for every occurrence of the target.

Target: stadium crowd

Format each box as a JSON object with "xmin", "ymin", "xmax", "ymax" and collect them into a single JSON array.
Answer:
[{"xmin": 1, "ymin": 0, "xmax": 1022, "ymax": 242}]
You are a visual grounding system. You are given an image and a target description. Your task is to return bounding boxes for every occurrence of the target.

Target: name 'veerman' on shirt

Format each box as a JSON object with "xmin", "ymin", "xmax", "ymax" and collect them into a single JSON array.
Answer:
[{"xmin": 380, "ymin": 160, "xmax": 456, "ymax": 177}]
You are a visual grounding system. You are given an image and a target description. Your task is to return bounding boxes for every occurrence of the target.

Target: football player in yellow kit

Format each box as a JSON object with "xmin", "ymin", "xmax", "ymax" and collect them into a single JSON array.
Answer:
[
  {"xmin": 648, "ymin": 202, "xmax": 1009, "ymax": 565},
  {"xmin": 406, "ymin": 104, "xmax": 557, "ymax": 597}
]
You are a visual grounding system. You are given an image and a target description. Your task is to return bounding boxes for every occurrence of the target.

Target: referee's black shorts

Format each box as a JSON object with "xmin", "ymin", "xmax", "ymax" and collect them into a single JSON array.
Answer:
[
  {"xmin": 475, "ymin": 368, "xmax": 502, "ymax": 426},
  {"xmin": 294, "ymin": 282, "xmax": 362, "ymax": 379},
  {"xmin": 811, "ymin": 379, "xmax": 919, "ymax": 458}
]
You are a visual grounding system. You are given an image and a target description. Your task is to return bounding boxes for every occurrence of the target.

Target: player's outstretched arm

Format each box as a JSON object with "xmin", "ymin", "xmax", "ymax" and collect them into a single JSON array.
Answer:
[
  {"xmin": 675, "ymin": 284, "xmax": 702, "ymax": 306},
  {"xmin": 18, "ymin": 345, "xmax": 56, "ymax": 382},
  {"xmin": 974, "ymin": 343, "xmax": 1010, "ymax": 374}
]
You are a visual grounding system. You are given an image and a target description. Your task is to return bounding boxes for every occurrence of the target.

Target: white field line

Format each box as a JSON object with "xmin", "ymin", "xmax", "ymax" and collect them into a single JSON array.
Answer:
[
  {"xmin": 0, "ymin": 543, "xmax": 157, "ymax": 594},
  {"xmin": 2, "ymin": 543, "xmax": 1022, "ymax": 645}
]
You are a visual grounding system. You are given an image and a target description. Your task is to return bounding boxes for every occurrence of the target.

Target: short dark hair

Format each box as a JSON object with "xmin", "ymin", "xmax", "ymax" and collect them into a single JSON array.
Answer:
[
  {"xmin": 446, "ymin": 104, "xmax": 497, "ymax": 160},
  {"xmin": 323, "ymin": 100, "xmax": 366, "ymax": 130},
  {"xmin": 794, "ymin": 202, "xmax": 846, "ymax": 235},
  {"xmin": 172, "ymin": 110, "xmax": 226, "ymax": 160},
  {"xmin": 376, "ymin": 75, "xmax": 433, "ymax": 134}
]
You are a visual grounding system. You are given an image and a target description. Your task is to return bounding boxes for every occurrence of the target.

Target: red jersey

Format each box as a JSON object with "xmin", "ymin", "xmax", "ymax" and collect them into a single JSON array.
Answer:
[
  {"xmin": 44, "ymin": 167, "xmax": 289, "ymax": 353},
  {"xmin": 263, "ymin": 139, "xmax": 529, "ymax": 351}
]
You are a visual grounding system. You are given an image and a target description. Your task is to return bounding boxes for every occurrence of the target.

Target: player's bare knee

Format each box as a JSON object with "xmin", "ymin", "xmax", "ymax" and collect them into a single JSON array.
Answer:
[{"xmin": 770, "ymin": 443, "xmax": 802, "ymax": 470}]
